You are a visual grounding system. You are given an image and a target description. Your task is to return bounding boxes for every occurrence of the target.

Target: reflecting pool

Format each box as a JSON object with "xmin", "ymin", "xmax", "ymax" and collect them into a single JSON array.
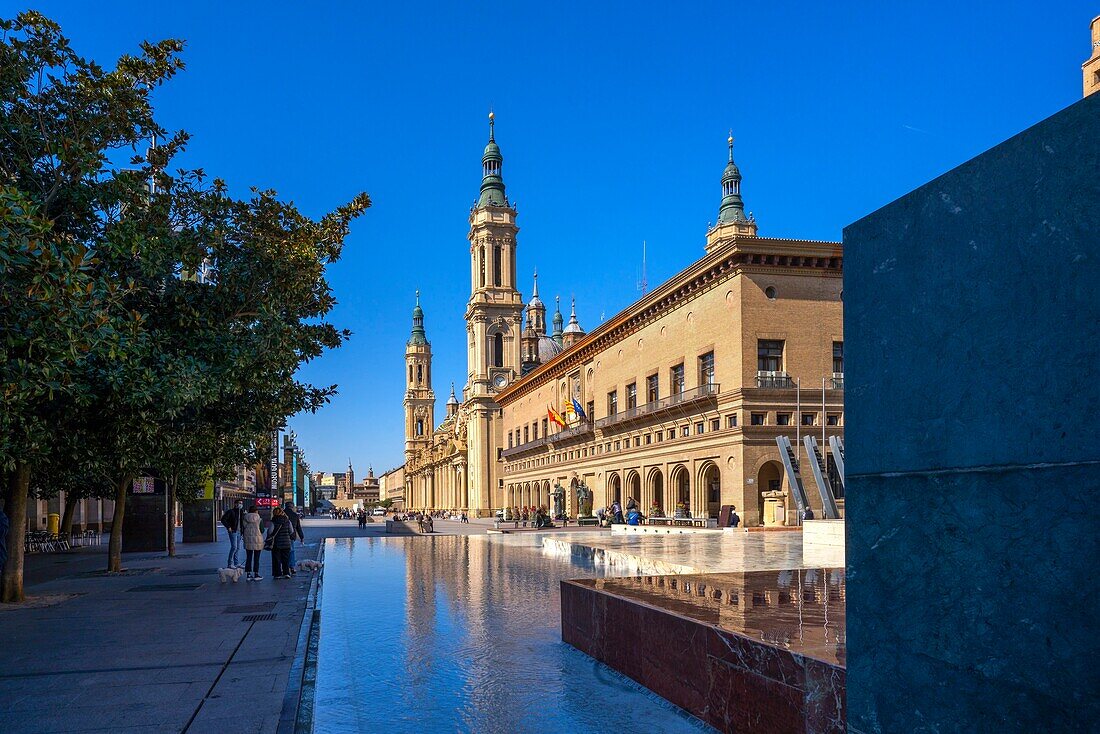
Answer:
[{"xmin": 312, "ymin": 534, "xmax": 713, "ymax": 733}]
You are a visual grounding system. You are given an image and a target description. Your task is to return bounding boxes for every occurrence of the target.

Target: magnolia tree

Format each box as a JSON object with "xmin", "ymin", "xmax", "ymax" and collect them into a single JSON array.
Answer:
[{"xmin": 0, "ymin": 11, "xmax": 368, "ymax": 600}]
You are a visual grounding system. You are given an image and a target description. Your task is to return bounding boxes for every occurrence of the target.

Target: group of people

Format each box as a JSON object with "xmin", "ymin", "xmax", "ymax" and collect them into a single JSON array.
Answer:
[
  {"xmin": 414, "ymin": 513, "xmax": 435, "ymax": 533},
  {"xmin": 221, "ymin": 500, "xmax": 305, "ymax": 581},
  {"xmin": 596, "ymin": 497, "xmax": 645, "ymax": 526}
]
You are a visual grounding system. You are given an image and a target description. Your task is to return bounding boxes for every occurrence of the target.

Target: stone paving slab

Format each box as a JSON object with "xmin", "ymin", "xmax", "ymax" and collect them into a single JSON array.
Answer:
[{"xmin": 0, "ymin": 518, "xmax": 386, "ymax": 734}]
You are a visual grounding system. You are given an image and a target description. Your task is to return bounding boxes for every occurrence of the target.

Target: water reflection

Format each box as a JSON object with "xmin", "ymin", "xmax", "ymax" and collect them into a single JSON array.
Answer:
[
  {"xmin": 315, "ymin": 535, "xmax": 711, "ymax": 733},
  {"xmin": 573, "ymin": 568, "xmax": 846, "ymax": 666}
]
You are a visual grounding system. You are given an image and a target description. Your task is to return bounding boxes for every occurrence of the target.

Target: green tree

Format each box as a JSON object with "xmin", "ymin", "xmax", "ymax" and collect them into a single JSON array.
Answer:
[
  {"xmin": 2, "ymin": 11, "xmax": 368, "ymax": 591},
  {"xmin": 0, "ymin": 11, "xmax": 183, "ymax": 599}
]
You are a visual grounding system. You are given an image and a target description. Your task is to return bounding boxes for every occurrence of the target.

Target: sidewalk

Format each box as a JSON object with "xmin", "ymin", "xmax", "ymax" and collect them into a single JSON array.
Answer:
[
  {"xmin": 0, "ymin": 515, "xmax": 600, "ymax": 733},
  {"xmin": 0, "ymin": 519, "xmax": 379, "ymax": 734}
]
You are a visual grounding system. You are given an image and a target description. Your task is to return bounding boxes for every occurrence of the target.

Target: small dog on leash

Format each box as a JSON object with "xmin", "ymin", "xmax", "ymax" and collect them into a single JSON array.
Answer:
[
  {"xmin": 217, "ymin": 567, "xmax": 244, "ymax": 583},
  {"xmin": 296, "ymin": 560, "xmax": 322, "ymax": 573}
]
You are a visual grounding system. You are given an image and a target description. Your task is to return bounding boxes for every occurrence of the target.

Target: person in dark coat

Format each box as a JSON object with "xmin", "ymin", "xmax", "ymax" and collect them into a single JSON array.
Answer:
[
  {"xmin": 283, "ymin": 502, "xmax": 305, "ymax": 575},
  {"xmin": 266, "ymin": 507, "xmax": 294, "ymax": 579},
  {"xmin": 220, "ymin": 500, "xmax": 245, "ymax": 568}
]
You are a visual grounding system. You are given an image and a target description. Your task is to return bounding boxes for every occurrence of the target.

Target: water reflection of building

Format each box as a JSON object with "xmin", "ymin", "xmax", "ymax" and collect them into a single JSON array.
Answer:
[
  {"xmin": 402, "ymin": 115, "xmax": 844, "ymax": 525},
  {"xmin": 589, "ymin": 569, "xmax": 846, "ymax": 666}
]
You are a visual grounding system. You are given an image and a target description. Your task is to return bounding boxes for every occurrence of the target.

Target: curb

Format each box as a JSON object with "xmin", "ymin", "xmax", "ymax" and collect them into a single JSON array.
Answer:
[{"xmin": 276, "ymin": 541, "xmax": 325, "ymax": 734}]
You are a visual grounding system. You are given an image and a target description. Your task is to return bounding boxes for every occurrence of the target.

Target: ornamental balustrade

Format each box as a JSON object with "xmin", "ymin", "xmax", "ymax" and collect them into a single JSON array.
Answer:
[{"xmin": 594, "ymin": 383, "xmax": 720, "ymax": 430}]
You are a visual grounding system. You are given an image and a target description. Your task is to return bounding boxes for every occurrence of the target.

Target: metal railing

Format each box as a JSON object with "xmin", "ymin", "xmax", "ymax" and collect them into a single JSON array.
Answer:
[
  {"xmin": 594, "ymin": 383, "xmax": 720, "ymax": 429},
  {"xmin": 553, "ymin": 422, "xmax": 593, "ymax": 442},
  {"xmin": 501, "ymin": 435, "xmax": 550, "ymax": 458},
  {"xmin": 755, "ymin": 373, "xmax": 793, "ymax": 389},
  {"xmin": 831, "ymin": 375, "xmax": 844, "ymax": 390}
]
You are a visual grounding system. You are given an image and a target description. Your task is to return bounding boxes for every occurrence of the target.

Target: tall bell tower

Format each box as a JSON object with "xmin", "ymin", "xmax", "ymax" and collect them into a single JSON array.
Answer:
[
  {"xmin": 463, "ymin": 112, "xmax": 524, "ymax": 515},
  {"xmin": 404, "ymin": 292, "xmax": 435, "ymax": 464},
  {"xmin": 465, "ymin": 111, "xmax": 524, "ymax": 397}
]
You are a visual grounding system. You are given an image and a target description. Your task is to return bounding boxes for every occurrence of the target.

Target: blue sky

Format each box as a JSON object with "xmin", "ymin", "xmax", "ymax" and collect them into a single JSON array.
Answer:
[{"xmin": 23, "ymin": 1, "xmax": 1094, "ymax": 474}]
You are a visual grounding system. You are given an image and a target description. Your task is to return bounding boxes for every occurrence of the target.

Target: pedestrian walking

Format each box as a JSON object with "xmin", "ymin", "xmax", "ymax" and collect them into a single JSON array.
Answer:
[
  {"xmin": 266, "ymin": 507, "xmax": 294, "ymax": 579},
  {"xmin": 242, "ymin": 505, "xmax": 264, "ymax": 580},
  {"xmin": 284, "ymin": 502, "xmax": 305, "ymax": 575},
  {"xmin": 220, "ymin": 500, "xmax": 245, "ymax": 569}
]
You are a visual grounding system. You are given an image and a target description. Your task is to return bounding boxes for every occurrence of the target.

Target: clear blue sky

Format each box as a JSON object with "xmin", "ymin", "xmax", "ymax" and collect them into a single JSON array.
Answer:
[{"xmin": 24, "ymin": 1, "xmax": 1094, "ymax": 474}]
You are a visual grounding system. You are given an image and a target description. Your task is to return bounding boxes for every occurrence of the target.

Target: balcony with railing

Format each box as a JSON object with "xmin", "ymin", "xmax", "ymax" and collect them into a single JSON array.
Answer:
[
  {"xmin": 594, "ymin": 383, "xmax": 720, "ymax": 431},
  {"xmin": 501, "ymin": 435, "xmax": 550, "ymax": 459},
  {"xmin": 831, "ymin": 373, "xmax": 845, "ymax": 390},
  {"xmin": 755, "ymin": 372, "xmax": 794, "ymax": 389}
]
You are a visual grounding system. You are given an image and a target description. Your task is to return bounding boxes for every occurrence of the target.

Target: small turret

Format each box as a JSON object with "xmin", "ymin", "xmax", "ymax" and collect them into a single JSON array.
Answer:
[
  {"xmin": 706, "ymin": 131, "xmax": 758, "ymax": 251},
  {"xmin": 551, "ymin": 296, "xmax": 564, "ymax": 347},
  {"xmin": 562, "ymin": 297, "xmax": 586, "ymax": 348},
  {"xmin": 446, "ymin": 382, "xmax": 459, "ymax": 417},
  {"xmin": 408, "ymin": 290, "xmax": 428, "ymax": 346},
  {"xmin": 477, "ymin": 111, "xmax": 508, "ymax": 208},
  {"xmin": 717, "ymin": 132, "xmax": 747, "ymax": 224}
]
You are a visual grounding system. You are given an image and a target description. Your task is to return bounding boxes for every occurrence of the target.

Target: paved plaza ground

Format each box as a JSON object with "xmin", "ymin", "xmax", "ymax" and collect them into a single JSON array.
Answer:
[{"xmin": 0, "ymin": 516, "xmax": 603, "ymax": 734}]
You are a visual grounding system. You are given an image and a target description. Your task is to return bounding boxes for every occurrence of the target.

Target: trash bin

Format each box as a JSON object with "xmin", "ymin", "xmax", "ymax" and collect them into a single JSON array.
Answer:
[{"xmin": 47, "ymin": 513, "xmax": 60, "ymax": 535}]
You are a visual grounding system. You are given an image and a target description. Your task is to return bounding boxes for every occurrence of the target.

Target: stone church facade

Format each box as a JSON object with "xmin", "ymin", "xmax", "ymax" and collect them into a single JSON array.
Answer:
[{"xmin": 404, "ymin": 119, "xmax": 844, "ymax": 525}]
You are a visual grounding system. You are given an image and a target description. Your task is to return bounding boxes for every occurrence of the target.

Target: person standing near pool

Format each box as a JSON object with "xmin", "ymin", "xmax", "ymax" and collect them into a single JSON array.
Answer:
[
  {"xmin": 266, "ymin": 507, "xmax": 293, "ymax": 579},
  {"xmin": 221, "ymin": 499, "xmax": 245, "ymax": 569},
  {"xmin": 241, "ymin": 505, "xmax": 264, "ymax": 580},
  {"xmin": 283, "ymin": 501, "xmax": 304, "ymax": 575}
]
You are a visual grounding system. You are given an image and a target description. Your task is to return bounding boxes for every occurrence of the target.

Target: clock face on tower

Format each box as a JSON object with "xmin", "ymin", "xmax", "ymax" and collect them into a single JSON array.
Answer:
[{"xmin": 493, "ymin": 374, "xmax": 508, "ymax": 389}]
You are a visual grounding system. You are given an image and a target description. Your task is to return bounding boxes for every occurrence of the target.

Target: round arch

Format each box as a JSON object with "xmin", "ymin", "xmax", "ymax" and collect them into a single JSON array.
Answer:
[
  {"xmin": 647, "ymin": 467, "xmax": 665, "ymax": 516},
  {"xmin": 625, "ymin": 470, "xmax": 641, "ymax": 508},
  {"xmin": 698, "ymin": 461, "xmax": 721, "ymax": 519},
  {"xmin": 670, "ymin": 464, "xmax": 690, "ymax": 516},
  {"xmin": 606, "ymin": 473, "xmax": 622, "ymax": 509},
  {"xmin": 757, "ymin": 460, "xmax": 785, "ymax": 527}
]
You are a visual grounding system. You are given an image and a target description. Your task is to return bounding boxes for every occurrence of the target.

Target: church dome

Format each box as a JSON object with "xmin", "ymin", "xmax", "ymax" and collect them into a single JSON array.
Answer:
[{"xmin": 538, "ymin": 335, "xmax": 563, "ymax": 362}]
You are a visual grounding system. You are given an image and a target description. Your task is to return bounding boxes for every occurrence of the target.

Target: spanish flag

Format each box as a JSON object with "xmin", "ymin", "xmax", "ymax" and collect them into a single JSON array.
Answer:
[{"xmin": 547, "ymin": 405, "xmax": 567, "ymax": 428}]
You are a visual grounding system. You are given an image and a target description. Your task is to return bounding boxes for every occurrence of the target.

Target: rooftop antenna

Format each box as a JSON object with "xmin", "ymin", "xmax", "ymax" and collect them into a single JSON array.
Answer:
[{"xmin": 637, "ymin": 240, "xmax": 649, "ymax": 297}]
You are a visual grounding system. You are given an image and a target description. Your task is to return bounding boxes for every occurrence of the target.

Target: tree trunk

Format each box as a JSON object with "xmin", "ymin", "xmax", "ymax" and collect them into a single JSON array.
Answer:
[
  {"xmin": 60, "ymin": 492, "xmax": 78, "ymax": 537},
  {"xmin": 166, "ymin": 475, "xmax": 176, "ymax": 558},
  {"xmin": 2, "ymin": 463, "xmax": 31, "ymax": 603},
  {"xmin": 107, "ymin": 475, "xmax": 130, "ymax": 573}
]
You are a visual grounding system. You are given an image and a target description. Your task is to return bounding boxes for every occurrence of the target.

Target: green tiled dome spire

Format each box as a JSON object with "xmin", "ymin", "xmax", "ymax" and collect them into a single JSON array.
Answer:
[
  {"xmin": 717, "ymin": 131, "xmax": 747, "ymax": 224},
  {"xmin": 478, "ymin": 111, "xmax": 508, "ymax": 208},
  {"xmin": 408, "ymin": 290, "xmax": 428, "ymax": 346}
]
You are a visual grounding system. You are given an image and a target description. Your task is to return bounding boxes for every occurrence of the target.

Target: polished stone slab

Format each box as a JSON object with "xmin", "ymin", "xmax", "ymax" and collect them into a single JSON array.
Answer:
[
  {"xmin": 563, "ymin": 568, "xmax": 845, "ymax": 733},
  {"xmin": 843, "ymin": 92, "xmax": 1100, "ymax": 733}
]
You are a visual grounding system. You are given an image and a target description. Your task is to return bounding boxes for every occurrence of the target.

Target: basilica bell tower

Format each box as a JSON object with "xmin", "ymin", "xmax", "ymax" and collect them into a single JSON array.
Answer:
[
  {"xmin": 463, "ymin": 111, "xmax": 524, "ymax": 514},
  {"xmin": 404, "ymin": 292, "xmax": 435, "ymax": 465}
]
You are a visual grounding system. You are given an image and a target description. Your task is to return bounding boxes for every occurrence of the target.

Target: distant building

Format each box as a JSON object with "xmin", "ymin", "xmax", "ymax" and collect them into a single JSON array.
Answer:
[
  {"xmin": 379, "ymin": 466, "xmax": 406, "ymax": 508},
  {"xmin": 1085, "ymin": 16, "xmax": 1100, "ymax": 97}
]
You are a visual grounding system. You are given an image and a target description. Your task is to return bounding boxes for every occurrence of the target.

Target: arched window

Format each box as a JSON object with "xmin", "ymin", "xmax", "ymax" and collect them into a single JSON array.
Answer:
[
  {"xmin": 416, "ymin": 365, "xmax": 423, "ymax": 384},
  {"xmin": 493, "ymin": 333, "xmax": 504, "ymax": 367},
  {"xmin": 409, "ymin": 365, "xmax": 413, "ymax": 384},
  {"xmin": 479, "ymin": 248, "xmax": 486, "ymax": 287},
  {"xmin": 493, "ymin": 245, "xmax": 502, "ymax": 286},
  {"xmin": 416, "ymin": 420, "xmax": 424, "ymax": 436}
]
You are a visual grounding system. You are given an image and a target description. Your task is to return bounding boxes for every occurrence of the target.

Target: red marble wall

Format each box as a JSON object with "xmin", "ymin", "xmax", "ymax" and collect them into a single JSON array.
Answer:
[{"xmin": 561, "ymin": 579, "xmax": 845, "ymax": 733}]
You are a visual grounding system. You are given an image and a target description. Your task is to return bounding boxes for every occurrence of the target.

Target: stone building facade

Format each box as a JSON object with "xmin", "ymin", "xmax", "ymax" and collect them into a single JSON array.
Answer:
[
  {"xmin": 403, "ymin": 121, "xmax": 844, "ymax": 525},
  {"xmin": 1084, "ymin": 16, "xmax": 1100, "ymax": 97},
  {"xmin": 496, "ymin": 136, "xmax": 844, "ymax": 527}
]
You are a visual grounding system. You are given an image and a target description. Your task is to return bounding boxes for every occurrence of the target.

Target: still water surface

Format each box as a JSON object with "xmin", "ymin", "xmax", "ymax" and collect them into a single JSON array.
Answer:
[{"xmin": 313, "ymin": 534, "xmax": 713, "ymax": 733}]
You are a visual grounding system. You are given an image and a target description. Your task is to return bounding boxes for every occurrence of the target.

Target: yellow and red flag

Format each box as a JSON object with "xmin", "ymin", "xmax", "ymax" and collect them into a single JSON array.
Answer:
[{"xmin": 547, "ymin": 405, "xmax": 567, "ymax": 428}]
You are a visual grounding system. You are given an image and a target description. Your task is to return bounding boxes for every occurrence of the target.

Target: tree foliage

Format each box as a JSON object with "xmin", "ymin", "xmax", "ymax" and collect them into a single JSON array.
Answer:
[{"xmin": 1, "ymin": 11, "xmax": 368, "ymax": 599}]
